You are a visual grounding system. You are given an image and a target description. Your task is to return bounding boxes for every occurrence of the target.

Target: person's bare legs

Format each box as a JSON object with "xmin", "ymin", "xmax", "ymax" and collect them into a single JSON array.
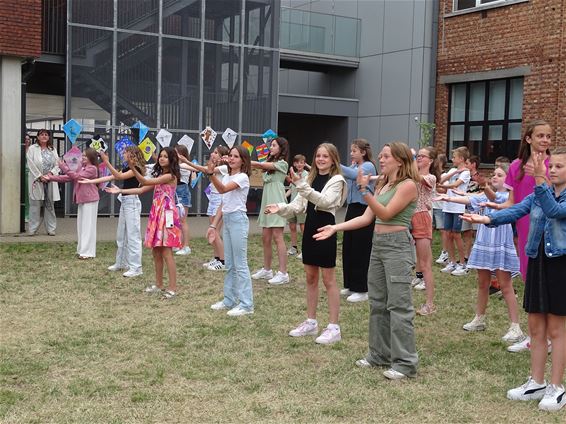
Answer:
[
  {"xmin": 475, "ymin": 269, "xmax": 491, "ymax": 315},
  {"xmin": 497, "ymin": 269, "xmax": 520, "ymax": 323},
  {"xmin": 180, "ymin": 207, "xmax": 190, "ymax": 248},
  {"xmin": 528, "ymin": 313, "xmax": 548, "ymax": 384},
  {"xmin": 262, "ymin": 228, "xmax": 273, "ymax": 270},
  {"xmin": 162, "ymin": 247, "xmax": 177, "ymax": 292},
  {"xmin": 547, "ymin": 314, "xmax": 566, "ymax": 385},
  {"xmin": 304, "ymin": 264, "xmax": 320, "ymax": 319},
  {"xmin": 272, "ymin": 227, "xmax": 287, "ymax": 273},
  {"xmin": 321, "ymin": 267, "xmax": 340, "ymax": 324},
  {"xmin": 153, "ymin": 247, "xmax": 164, "ymax": 289},
  {"xmin": 289, "ymin": 222, "xmax": 298, "ymax": 249},
  {"xmin": 415, "ymin": 238, "xmax": 434, "ymax": 307}
]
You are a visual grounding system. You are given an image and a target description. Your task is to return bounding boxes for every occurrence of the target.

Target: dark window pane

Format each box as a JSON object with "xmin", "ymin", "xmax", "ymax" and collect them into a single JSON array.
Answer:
[
  {"xmin": 116, "ymin": 32, "xmax": 158, "ymax": 126},
  {"xmin": 70, "ymin": 0, "xmax": 114, "ymax": 27},
  {"xmin": 243, "ymin": 48, "xmax": 276, "ymax": 133},
  {"xmin": 117, "ymin": 0, "xmax": 159, "ymax": 33},
  {"xmin": 450, "ymin": 84, "xmax": 466, "ymax": 121},
  {"xmin": 488, "ymin": 80, "xmax": 506, "ymax": 120},
  {"xmin": 509, "ymin": 78, "xmax": 524, "ymax": 120},
  {"xmin": 245, "ymin": 0, "xmax": 275, "ymax": 48},
  {"xmin": 161, "ymin": 38, "xmax": 200, "ymax": 131},
  {"xmin": 469, "ymin": 82, "xmax": 485, "ymax": 121},
  {"xmin": 205, "ymin": 0, "xmax": 242, "ymax": 43},
  {"xmin": 203, "ymin": 42, "xmax": 240, "ymax": 130},
  {"xmin": 163, "ymin": 0, "xmax": 202, "ymax": 38},
  {"xmin": 455, "ymin": 0, "xmax": 476, "ymax": 10}
]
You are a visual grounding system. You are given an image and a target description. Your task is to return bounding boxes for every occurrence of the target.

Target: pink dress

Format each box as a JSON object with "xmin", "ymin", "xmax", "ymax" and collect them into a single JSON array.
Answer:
[
  {"xmin": 504, "ymin": 158, "xmax": 549, "ymax": 280},
  {"xmin": 144, "ymin": 183, "xmax": 182, "ymax": 248}
]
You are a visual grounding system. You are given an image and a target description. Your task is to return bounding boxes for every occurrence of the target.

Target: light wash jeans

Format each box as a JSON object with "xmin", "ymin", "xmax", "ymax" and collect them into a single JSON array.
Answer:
[
  {"xmin": 115, "ymin": 195, "xmax": 142, "ymax": 272},
  {"xmin": 222, "ymin": 211, "xmax": 253, "ymax": 311}
]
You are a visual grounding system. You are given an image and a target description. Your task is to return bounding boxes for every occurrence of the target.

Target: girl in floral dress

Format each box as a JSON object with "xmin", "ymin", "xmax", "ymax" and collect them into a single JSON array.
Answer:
[{"xmin": 107, "ymin": 147, "xmax": 182, "ymax": 299}]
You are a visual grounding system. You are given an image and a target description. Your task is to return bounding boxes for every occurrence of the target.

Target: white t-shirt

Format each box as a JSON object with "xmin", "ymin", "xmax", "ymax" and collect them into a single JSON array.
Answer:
[
  {"xmin": 179, "ymin": 163, "xmax": 191, "ymax": 184},
  {"xmin": 442, "ymin": 167, "xmax": 471, "ymax": 214},
  {"xmin": 221, "ymin": 172, "xmax": 249, "ymax": 213},
  {"xmin": 210, "ymin": 165, "xmax": 229, "ymax": 195},
  {"xmin": 432, "ymin": 171, "xmax": 448, "ymax": 210}
]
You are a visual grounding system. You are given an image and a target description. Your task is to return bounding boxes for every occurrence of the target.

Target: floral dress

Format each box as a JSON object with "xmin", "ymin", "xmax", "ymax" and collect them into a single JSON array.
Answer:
[{"xmin": 144, "ymin": 183, "xmax": 182, "ymax": 248}]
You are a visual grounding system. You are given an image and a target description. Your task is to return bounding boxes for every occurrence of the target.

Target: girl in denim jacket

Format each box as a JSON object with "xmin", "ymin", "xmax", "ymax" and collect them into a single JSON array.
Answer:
[{"xmin": 462, "ymin": 147, "xmax": 566, "ymax": 412}]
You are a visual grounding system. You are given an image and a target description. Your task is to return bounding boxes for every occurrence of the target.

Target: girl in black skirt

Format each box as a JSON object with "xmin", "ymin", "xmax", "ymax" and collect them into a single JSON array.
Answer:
[
  {"xmin": 463, "ymin": 147, "xmax": 566, "ymax": 412},
  {"xmin": 265, "ymin": 143, "xmax": 347, "ymax": 345}
]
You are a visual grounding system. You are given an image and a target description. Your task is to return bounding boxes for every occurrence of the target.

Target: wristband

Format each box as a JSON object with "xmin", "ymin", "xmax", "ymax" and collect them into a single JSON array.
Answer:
[{"xmin": 534, "ymin": 174, "xmax": 546, "ymax": 178}]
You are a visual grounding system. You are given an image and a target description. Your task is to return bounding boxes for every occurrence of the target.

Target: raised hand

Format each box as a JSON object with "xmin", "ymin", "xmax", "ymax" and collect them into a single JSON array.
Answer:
[
  {"xmin": 99, "ymin": 151, "xmax": 109, "ymax": 163},
  {"xmin": 289, "ymin": 167, "xmax": 301, "ymax": 184},
  {"xmin": 460, "ymin": 213, "xmax": 490, "ymax": 225},
  {"xmin": 356, "ymin": 166, "xmax": 370, "ymax": 190},
  {"xmin": 313, "ymin": 225, "xmax": 336, "ymax": 241},
  {"xmin": 264, "ymin": 204, "xmax": 280, "ymax": 215},
  {"xmin": 206, "ymin": 159, "xmax": 215, "ymax": 175},
  {"xmin": 532, "ymin": 151, "xmax": 546, "ymax": 176}
]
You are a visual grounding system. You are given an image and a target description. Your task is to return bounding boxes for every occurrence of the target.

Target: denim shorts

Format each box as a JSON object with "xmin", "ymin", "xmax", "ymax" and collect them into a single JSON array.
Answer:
[
  {"xmin": 176, "ymin": 183, "xmax": 191, "ymax": 207},
  {"xmin": 443, "ymin": 212, "xmax": 462, "ymax": 232},
  {"xmin": 432, "ymin": 208, "xmax": 444, "ymax": 230},
  {"xmin": 207, "ymin": 192, "xmax": 222, "ymax": 216}
]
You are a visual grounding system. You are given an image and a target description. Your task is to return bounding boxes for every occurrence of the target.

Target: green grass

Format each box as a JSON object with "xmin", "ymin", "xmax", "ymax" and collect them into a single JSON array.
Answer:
[{"xmin": 0, "ymin": 234, "xmax": 562, "ymax": 423}]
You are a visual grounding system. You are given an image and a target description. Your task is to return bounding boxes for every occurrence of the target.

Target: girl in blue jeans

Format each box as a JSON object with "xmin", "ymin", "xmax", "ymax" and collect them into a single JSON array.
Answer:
[
  {"xmin": 206, "ymin": 146, "xmax": 254, "ymax": 317},
  {"xmin": 463, "ymin": 147, "xmax": 566, "ymax": 412}
]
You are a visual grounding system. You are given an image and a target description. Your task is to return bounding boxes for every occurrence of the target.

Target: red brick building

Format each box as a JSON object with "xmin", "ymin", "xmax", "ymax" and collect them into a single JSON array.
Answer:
[
  {"xmin": 0, "ymin": 0, "xmax": 42, "ymax": 57},
  {"xmin": 434, "ymin": 0, "xmax": 566, "ymax": 163}
]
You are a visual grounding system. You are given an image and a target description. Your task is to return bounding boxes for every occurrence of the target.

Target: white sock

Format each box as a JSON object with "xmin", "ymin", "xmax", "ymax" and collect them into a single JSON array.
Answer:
[{"xmin": 306, "ymin": 319, "xmax": 317, "ymax": 326}]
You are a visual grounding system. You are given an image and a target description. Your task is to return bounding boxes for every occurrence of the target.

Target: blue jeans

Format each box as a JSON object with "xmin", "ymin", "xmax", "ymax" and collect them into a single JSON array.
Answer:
[
  {"xmin": 222, "ymin": 211, "xmax": 253, "ymax": 311},
  {"xmin": 115, "ymin": 194, "xmax": 142, "ymax": 271}
]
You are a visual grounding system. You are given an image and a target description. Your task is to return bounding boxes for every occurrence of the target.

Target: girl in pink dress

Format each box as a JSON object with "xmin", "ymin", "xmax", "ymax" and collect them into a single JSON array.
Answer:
[{"xmin": 107, "ymin": 147, "xmax": 182, "ymax": 298}]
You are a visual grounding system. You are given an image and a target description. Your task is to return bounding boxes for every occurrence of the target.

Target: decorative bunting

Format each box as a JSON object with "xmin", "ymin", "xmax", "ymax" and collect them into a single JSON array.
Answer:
[
  {"xmin": 222, "ymin": 128, "xmax": 238, "ymax": 149},
  {"xmin": 177, "ymin": 135, "xmax": 195, "ymax": 154},
  {"xmin": 200, "ymin": 126, "xmax": 217, "ymax": 150},
  {"xmin": 131, "ymin": 121, "xmax": 149, "ymax": 142},
  {"xmin": 156, "ymin": 129, "xmax": 172, "ymax": 148},
  {"xmin": 62, "ymin": 119, "xmax": 82, "ymax": 144},
  {"xmin": 63, "ymin": 146, "xmax": 83, "ymax": 172},
  {"xmin": 138, "ymin": 137, "xmax": 157, "ymax": 161}
]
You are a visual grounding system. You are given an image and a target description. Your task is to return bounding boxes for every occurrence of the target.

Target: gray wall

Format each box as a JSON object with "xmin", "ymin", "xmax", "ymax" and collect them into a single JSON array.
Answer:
[{"xmin": 280, "ymin": 0, "xmax": 438, "ymax": 153}]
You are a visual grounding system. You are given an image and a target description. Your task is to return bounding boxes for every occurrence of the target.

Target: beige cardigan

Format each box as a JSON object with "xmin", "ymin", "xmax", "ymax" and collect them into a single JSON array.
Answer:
[
  {"xmin": 26, "ymin": 144, "xmax": 61, "ymax": 202},
  {"xmin": 276, "ymin": 174, "xmax": 347, "ymax": 218}
]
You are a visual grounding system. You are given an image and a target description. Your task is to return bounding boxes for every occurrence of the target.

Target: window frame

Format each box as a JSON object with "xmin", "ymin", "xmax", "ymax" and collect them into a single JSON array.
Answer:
[
  {"xmin": 446, "ymin": 77, "xmax": 523, "ymax": 165},
  {"xmin": 453, "ymin": 0, "xmax": 506, "ymax": 11}
]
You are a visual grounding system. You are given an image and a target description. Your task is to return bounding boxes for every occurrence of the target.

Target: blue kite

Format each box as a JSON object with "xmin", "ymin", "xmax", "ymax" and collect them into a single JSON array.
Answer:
[
  {"xmin": 62, "ymin": 119, "xmax": 82, "ymax": 144},
  {"xmin": 131, "ymin": 121, "xmax": 149, "ymax": 143}
]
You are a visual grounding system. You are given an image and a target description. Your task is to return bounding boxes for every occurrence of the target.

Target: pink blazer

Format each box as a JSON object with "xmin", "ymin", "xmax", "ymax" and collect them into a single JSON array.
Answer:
[{"xmin": 50, "ymin": 162, "xmax": 100, "ymax": 204}]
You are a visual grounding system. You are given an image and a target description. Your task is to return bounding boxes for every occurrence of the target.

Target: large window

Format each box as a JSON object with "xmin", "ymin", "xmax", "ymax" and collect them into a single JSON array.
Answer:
[
  {"xmin": 447, "ymin": 77, "xmax": 523, "ymax": 163},
  {"xmin": 454, "ymin": 0, "xmax": 507, "ymax": 11}
]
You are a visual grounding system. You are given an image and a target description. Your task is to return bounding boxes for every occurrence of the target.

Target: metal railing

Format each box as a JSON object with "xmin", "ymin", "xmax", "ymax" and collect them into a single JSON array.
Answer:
[{"xmin": 42, "ymin": 0, "xmax": 66, "ymax": 55}]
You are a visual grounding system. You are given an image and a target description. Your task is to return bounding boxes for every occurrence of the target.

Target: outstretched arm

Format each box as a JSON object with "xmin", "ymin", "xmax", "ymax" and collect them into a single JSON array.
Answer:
[
  {"xmin": 313, "ymin": 205, "xmax": 375, "ymax": 240},
  {"xmin": 105, "ymin": 183, "xmax": 153, "ymax": 196}
]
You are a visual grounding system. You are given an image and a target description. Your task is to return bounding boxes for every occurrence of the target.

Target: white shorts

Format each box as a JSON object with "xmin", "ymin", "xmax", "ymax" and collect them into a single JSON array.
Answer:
[{"xmin": 207, "ymin": 192, "xmax": 222, "ymax": 216}]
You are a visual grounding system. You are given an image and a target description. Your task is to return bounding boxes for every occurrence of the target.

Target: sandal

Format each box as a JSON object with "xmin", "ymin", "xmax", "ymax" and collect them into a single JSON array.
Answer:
[
  {"xmin": 162, "ymin": 290, "xmax": 177, "ymax": 299},
  {"xmin": 144, "ymin": 284, "xmax": 163, "ymax": 294}
]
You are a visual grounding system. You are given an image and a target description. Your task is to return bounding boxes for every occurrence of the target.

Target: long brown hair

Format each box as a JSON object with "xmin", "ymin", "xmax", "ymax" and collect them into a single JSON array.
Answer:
[
  {"xmin": 83, "ymin": 148, "xmax": 99, "ymax": 177},
  {"xmin": 352, "ymin": 138, "xmax": 377, "ymax": 173},
  {"xmin": 421, "ymin": 146, "xmax": 441, "ymax": 182},
  {"xmin": 307, "ymin": 143, "xmax": 342, "ymax": 185},
  {"xmin": 516, "ymin": 119, "xmax": 552, "ymax": 181},
  {"xmin": 230, "ymin": 145, "xmax": 251, "ymax": 176},
  {"xmin": 124, "ymin": 145, "xmax": 146, "ymax": 173},
  {"xmin": 376, "ymin": 141, "xmax": 420, "ymax": 191},
  {"xmin": 152, "ymin": 147, "xmax": 181, "ymax": 181},
  {"xmin": 267, "ymin": 137, "xmax": 289, "ymax": 174}
]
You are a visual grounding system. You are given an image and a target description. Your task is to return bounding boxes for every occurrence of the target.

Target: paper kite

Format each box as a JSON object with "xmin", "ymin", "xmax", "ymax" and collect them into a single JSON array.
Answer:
[
  {"xmin": 62, "ymin": 119, "xmax": 82, "ymax": 144},
  {"xmin": 261, "ymin": 129, "xmax": 277, "ymax": 144},
  {"xmin": 63, "ymin": 146, "xmax": 83, "ymax": 172},
  {"xmin": 98, "ymin": 162, "xmax": 111, "ymax": 190},
  {"xmin": 200, "ymin": 126, "xmax": 217, "ymax": 150},
  {"xmin": 204, "ymin": 183, "xmax": 212, "ymax": 200},
  {"xmin": 89, "ymin": 135, "xmax": 107, "ymax": 153},
  {"xmin": 156, "ymin": 129, "xmax": 172, "ymax": 148},
  {"xmin": 256, "ymin": 143, "xmax": 270, "ymax": 162},
  {"xmin": 222, "ymin": 128, "xmax": 237, "ymax": 149},
  {"xmin": 131, "ymin": 121, "xmax": 149, "ymax": 142},
  {"xmin": 115, "ymin": 135, "xmax": 134, "ymax": 166},
  {"xmin": 138, "ymin": 137, "xmax": 157, "ymax": 161},
  {"xmin": 241, "ymin": 140, "xmax": 254, "ymax": 156},
  {"xmin": 190, "ymin": 159, "xmax": 203, "ymax": 189},
  {"xmin": 177, "ymin": 135, "xmax": 195, "ymax": 154}
]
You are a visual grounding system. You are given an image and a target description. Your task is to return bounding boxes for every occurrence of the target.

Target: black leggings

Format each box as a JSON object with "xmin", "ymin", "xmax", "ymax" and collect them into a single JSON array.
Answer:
[{"xmin": 342, "ymin": 203, "xmax": 374, "ymax": 293}]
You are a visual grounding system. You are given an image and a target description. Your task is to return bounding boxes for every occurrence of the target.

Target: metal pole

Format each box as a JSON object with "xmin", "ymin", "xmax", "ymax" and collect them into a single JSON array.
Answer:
[{"xmin": 20, "ymin": 81, "xmax": 27, "ymax": 233}]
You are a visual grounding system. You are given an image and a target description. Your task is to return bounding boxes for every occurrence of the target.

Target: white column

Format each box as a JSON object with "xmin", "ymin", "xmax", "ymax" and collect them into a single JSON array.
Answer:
[{"xmin": 0, "ymin": 56, "xmax": 22, "ymax": 234}]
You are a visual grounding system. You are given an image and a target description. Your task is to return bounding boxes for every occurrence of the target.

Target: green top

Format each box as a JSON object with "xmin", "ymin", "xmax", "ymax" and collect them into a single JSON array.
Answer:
[
  {"xmin": 258, "ymin": 160, "xmax": 289, "ymax": 227},
  {"xmin": 374, "ymin": 180, "xmax": 416, "ymax": 227}
]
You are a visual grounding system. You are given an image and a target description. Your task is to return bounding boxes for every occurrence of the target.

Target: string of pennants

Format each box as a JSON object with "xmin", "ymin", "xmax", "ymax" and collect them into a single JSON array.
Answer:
[{"xmin": 61, "ymin": 119, "xmax": 278, "ymax": 166}]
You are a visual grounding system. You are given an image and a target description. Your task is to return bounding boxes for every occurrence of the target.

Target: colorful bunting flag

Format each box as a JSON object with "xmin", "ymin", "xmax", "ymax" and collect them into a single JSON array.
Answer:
[{"xmin": 256, "ymin": 143, "xmax": 270, "ymax": 162}]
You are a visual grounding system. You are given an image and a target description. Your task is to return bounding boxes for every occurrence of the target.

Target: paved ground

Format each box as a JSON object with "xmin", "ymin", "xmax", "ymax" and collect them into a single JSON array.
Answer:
[{"xmin": 0, "ymin": 209, "xmax": 347, "ymax": 243}]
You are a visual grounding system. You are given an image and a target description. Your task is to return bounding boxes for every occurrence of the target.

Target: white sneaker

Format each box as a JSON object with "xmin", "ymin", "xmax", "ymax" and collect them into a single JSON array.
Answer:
[
  {"xmin": 462, "ymin": 315, "xmax": 487, "ymax": 332},
  {"xmin": 538, "ymin": 384, "xmax": 566, "ymax": 412},
  {"xmin": 383, "ymin": 368, "xmax": 407, "ymax": 380},
  {"xmin": 507, "ymin": 336, "xmax": 531, "ymax": 353},
  {"xmin": 208, "ymin": 260, "xmax": 226, "ymax": 271},
  {"xmin": 203, "ymin": 258, "xmax": 217, "ymax": 268},
  {"xmin": 315, "ymin": 326, "xmax": 341, "ymax": 345},
  {"xmin": 210, "ymin": 301, "xmax": 229, "ymax": 310},
  {"xmin": 287, "ymin": 246, "xmax": 298, "ymax": 256},
  {"xmin": 451, "ymin": 263, "xmax": 468, "ymax": 276},
  {"xmin": 227, "ymin": 306, "xmax": 254, "ymax": 316},
  {"xmin": 108, "ymin": 264, "xmax": 125, "ymax": 272},
  {"xmin": 289, "ymin": 320, "xmax": 318, "ymax": 337},
  {"xmin": 435, "ymin": 251, "xmax": 449, "ymax": 264},
  {"xmin": 441, "ymin": 262, "xmax": 457, "ymax": 273},
  {"xmin": 411, "ymin": 277, "xmax": 423, "ymax": 287},
  {"xmin": 268, "ymin": 272, "xmax": 289, "ymax": 285},
  {"xmin": 340, "ymin": 288, "xmax": 353, "ymax": 296},
  {"xmin": 355, "ymin": 358, "xmax": 374, "ymax": 368},
  {"xmin": 297, "ymin": 253, "xmax": 302, "ymax": 260},
  {"xmin": 252, "ymin": 268, "xmax": 273, "ymax": 280},
  {"xmin": 502, "ymin": 323, "xmax": 525, "ymax": 343},
  {"xmin": 123, "ymin": 269, "xmax": 143, "ymax": 278},
  {"xmin": 175, "ymin": 246, "xmax": 191, "ymax": 256},
  {"xmin": 414, "ymin": 281, "xmax": 426, "ymax": 291},
  {"xmin": 507, "ymin": 377, "xmax": 547, "ymax": 401},
  {"xmin": 347, "ymin": 292, "xmax": 368, "ymax": 303}
]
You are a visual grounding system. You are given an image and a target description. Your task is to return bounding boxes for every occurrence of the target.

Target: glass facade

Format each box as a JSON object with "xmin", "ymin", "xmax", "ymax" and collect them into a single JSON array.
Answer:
[{"xmin": 67, "ymin": 0, "xmax": 279, "ymax": 215}]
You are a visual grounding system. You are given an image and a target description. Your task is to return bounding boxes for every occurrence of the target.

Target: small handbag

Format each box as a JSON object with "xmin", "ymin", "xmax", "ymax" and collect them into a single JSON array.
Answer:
[{"xmin": 175, "ymin": 192, "xmax": 186, "ymax": 218}]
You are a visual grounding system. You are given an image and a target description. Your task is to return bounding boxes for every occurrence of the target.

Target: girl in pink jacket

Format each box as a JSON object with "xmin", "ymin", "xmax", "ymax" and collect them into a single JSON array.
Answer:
[{"xmin": 47, "ymin": 148, "xmax": 100, "ymax": 259}]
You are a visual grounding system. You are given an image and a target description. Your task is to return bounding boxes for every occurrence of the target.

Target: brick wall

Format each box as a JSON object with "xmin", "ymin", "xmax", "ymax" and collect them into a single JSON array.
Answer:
[
  {"xmin": 0, "ymin": 0, "xmax": 42, "ymax": 58},
  {"xmin": 434, "ymin": 0, "xmax": 566, "ymax": 158}
]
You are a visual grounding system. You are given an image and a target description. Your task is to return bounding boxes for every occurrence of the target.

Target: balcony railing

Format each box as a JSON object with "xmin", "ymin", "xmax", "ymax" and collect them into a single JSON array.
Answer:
[{"xmin": 279, "ymin": 7, "xmax": 360, "ymax": 58}]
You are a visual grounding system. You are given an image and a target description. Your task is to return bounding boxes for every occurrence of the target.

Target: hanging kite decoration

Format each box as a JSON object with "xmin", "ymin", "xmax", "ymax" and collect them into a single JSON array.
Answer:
[
  {"xmin": 131, "ymin": 121, "xmax": 149, "ymax": 143},
  {"xmin": 200, "ymin": 126, "xmax": 217, "ymax": 150},
  {"xmin": 177, "ymin": 135, "xmax": 195, "ymax": 155},
  {"xmin": 89, "ymin": 135, "xmax": 108, "ymax": 153},
  {"xmin": 261, "ymin": 129, "xmax": 277, "ymax": 144},
  {"xmin": 222, "ymin": 128, "xmax": 238, "ymax": 149},
  {"xmin": 63, "ymin": 146, "xmax": 83, "ymax": 172},
  {"xmin": 115, "ymin": 135, "xmax": 135, "ymax": 166},
  {"xmin": 62, "ymin": 119, "xmax": 82, "ymax": 145},
  {"xmin": 138, "ymin": 137, "xmax": 157, "ymax": 162},
  {"xmin": 156, "ymin": 129, "xmax": 172, "ymax": 148},
  {"xmin": 255, "ymin": 143, "xmax": 270, "ymax": 162},
  {"xmin": 241, "ymin": 140, "xmax": 254, "ymax": 156}
]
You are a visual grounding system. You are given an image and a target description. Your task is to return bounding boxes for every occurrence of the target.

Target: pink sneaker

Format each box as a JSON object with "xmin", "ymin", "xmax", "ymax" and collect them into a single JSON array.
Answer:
[{"xmin": 315, "ymin": 326, "xmax": 341, "ymax": 345}]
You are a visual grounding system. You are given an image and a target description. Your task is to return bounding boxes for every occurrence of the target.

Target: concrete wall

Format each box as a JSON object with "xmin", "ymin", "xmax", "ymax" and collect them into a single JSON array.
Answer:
[
  {"xmin": 280, "ymin": 0, "xmax": 438, "ymax": 153},
  {"xmin": 0, "ymin": 57, "xmax": 22, "ymax": 233}
]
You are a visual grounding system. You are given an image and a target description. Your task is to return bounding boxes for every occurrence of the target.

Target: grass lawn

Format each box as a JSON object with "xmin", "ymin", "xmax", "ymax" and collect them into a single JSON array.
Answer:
[{"xmin": 0, "ymin": 233, "xmax": 562, "ymax": 423}]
